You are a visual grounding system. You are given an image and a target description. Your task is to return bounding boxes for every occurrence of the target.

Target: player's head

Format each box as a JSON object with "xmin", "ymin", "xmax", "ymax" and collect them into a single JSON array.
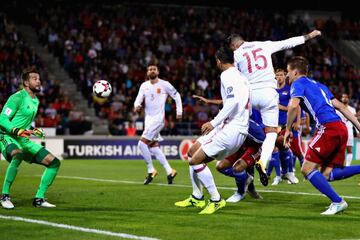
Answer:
[
  {"xmin": 226, "ymin": 34, "xmax": 244, "ymax": 51},
  {"xmin": 21, "ymin": 66, "xmax": 41, "ymax": 93},
  {"xmin": 215, "ymin": 46, "xmax": 234, "ymax": 70},
  {"xmin": 341, "ymin": 93, "xmax": 349, "ymax": 104},
  {"xmin": 286, "ymin": 56, "xmax": 309, "ymax": 84},
  {"xmin": 275, "ymin": 68, "xmax": 287, "ymax": 85},
  {"xmin": 146, "ymin": 61, "xmax": 159, "ymax": 80}
]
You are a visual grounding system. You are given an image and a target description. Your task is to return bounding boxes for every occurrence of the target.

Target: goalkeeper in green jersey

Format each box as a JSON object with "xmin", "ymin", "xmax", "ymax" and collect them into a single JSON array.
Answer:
[{"xmin": 0, "ymin": 67, "xmax": 61, "ymax": 209}]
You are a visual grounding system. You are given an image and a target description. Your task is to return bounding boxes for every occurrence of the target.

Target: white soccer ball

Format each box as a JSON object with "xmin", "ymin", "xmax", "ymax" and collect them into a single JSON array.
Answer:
[{"xmin": 93, "ymin": 80, "xmax": 112, "ymax": 98}]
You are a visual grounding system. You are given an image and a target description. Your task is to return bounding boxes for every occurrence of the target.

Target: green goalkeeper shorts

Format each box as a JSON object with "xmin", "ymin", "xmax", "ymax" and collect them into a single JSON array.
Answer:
[{"xmin": 0, "ymin": 134, "xmax": 44, "ymax": 163}]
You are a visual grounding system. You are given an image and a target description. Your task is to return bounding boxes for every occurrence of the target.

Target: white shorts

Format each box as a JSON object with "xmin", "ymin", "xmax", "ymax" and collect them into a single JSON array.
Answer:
[
  {"xmin": 142, "ymin": 120, "xmax": 164, "ymax": 142},
  {"xmin": 198, "ymin": 123, "xmax": 247, "ymax": 160},
  {"xmin": 251, "ymin": 88, "xmax": 279, "ymax": 127},
  {"xmin": 347, "ymin": 130, "xmax": 354, "ymax": 147}
]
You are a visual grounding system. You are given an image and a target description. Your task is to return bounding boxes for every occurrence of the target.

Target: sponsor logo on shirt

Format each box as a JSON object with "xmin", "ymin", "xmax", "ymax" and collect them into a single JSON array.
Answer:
[
  {"xmin": 4, "ymin": 107, "xmax": 12, "ymax": 116},
  {"xmin": 226, "ymin": 86, "xmax": 233, "ymax": 94}
]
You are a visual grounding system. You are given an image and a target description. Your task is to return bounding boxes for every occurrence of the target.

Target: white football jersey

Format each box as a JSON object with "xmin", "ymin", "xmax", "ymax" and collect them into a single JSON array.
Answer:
[
  {"xmin": 134, "ymin": 79, "xmax": 182, "ymax": 122},
  {"xmin": 210, "ymin": 67, "xmax": 250, "ymax": 133},
  {"xmin": 336, "ymin": 105, "xmax": 357, "ymax": 134},
  {"xmin": 233, "ymin": 36, "xmax": 305, "ymax": 90}
]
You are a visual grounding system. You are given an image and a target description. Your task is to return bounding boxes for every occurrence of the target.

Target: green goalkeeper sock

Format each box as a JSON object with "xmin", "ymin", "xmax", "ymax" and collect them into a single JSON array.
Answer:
[
  {"xmin": 2, "ymin": 154, "xmax": 23, "ymax": 195},
  {"xmin": 35, "ymin": 158, "xmax": 60, "ymax": 198}
]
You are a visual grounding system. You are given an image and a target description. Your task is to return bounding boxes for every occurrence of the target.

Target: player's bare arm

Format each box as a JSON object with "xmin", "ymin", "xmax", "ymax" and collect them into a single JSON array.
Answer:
[
  {"xmin": 284, "ymin": 97, "xmax": 300, "ymax": 147},
  {"xmin": 304, "ymin": 30, "xmax": 322, "ymax": 41},
  {"xmin": 332, "ymin": 98, "xmax": 360, "ymax": 131},
  {"xmin": 192, "ymin": 95, "xmax": 223, "ymax": 105}
]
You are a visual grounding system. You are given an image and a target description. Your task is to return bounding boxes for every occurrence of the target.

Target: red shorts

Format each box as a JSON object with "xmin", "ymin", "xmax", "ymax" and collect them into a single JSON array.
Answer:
[
  {"xmin": 305, "ymin": 121, "xmax": 348, "ymax": 168},
  {"xmin": 225, "ymin": 139, "xmax": 261, "ymax": 167},
  {"xmin": 290, "ymin": 134, "xmax": 304, "ymax": 159}
]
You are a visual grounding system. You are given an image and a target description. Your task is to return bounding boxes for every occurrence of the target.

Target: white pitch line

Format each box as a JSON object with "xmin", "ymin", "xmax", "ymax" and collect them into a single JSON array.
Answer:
[
  {"xmin": 0, "ymin": 215, "xmax": 160, "ymax": 240},
  {"xmin": 58, "ymin": 175, "xmax": 360, "ymax": 200}
]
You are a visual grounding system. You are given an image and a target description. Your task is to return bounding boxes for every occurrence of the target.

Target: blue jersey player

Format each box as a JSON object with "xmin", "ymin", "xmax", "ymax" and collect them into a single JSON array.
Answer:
[{"xmin": 284, "ymin": 56, "xmax": 360, "ymax": 215}]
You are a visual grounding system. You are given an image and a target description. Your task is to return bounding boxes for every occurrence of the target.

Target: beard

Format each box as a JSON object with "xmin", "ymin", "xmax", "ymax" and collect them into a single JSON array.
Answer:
[
  {"xmin": 148, "ymin": 73, "xmax": 158, "ymax": 80},
  {"xmin": 29, "ymin": 86, "xmax": 41, "ymax": 93}
]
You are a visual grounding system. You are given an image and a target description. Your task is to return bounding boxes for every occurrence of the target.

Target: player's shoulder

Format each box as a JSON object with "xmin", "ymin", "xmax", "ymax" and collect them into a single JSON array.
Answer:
[
  {"xmin": 10, "ymin": 89, "xmax": 25, "ymax": 100},
  {"xmin": 348, "ymin": 105, "xmax": 356, "ymax": 113}
]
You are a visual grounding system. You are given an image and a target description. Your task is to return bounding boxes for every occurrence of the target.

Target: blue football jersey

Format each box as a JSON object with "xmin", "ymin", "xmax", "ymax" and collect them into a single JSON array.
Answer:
[
  {"xmin": 290, "ymin": 76, "xmax": 341, "ymax": 127},
  {"xmin": 248, "ymin": 119, "xmax": 266, "ymax": 143},
  {"xmin": 277, "ymin": 84, "xmax": 291, "ymax": 125}
]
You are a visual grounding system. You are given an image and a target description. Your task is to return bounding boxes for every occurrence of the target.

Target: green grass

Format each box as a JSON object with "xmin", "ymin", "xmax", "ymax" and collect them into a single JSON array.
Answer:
[{"xmin": 1, "ymin": 160, "xmax": 360, "ymax": 240}]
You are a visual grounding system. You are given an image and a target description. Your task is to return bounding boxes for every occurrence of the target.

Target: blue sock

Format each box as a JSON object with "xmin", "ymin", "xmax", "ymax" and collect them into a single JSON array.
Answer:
[
  {"xmin": 329, "ymin": 165, "xmax": 360, "ymax": 181},
  {"xmin": 307, "ymin": 170, "xmax": 342, "ymax": 203},
  {"xmin": 299, "ymin": 156, "xmax": 304, "ymax": 167},
  {"xmin": 267, "ymin": 159, "xmax": 274, "ymax": 176},
  {"xmin": 218, "ymin": 167, "xmax": 247, "ymax": 194},
  {"xmin": 292, "ymin": 155, "xmax": 297, "ymax": 169},
  {"xmin": 218, "ymin": 167, "xmax": 235, "ymax": 177},
  {"xmin": 280, "ymin": 150, "xmax": 289, "ymax": 175},
  {"xmin": 285, "ymin": 150, "xmax": 294, "ymax": 173}
]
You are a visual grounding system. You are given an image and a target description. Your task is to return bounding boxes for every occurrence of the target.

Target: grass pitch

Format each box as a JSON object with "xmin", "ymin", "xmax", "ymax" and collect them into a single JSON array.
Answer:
[{"xmin": 1, "ymin": 160, "xmax": 360, "ymax": 240}]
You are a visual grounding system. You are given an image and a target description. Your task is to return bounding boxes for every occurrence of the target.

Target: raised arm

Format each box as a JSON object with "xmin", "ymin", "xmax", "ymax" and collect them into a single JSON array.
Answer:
[{"xmin": 269, "ymin": 30, "xmax": 322, "ymax": 53}]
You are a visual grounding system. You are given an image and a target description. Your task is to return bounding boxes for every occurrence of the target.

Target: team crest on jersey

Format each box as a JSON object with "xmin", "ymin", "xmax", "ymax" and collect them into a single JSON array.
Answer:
[
  {"xmin": 282, "ymin": 91, "xmax": 289, "ymax": 95},
  {"xmin": 157, "ymin": 88, "xmax": 161, "ymax": 94},
  {"xmin": 4, "ymin": 107, "xmax": 12, "ymax": 116},
  {"xmin": 226, "ymin": 86, "xmax": 233, "ymax": 94}
]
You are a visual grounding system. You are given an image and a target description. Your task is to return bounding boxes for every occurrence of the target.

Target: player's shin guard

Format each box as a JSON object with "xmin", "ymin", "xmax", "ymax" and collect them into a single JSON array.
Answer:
[
  {"xmin": 259, "ymin": 132, "xmax": 277, "ymax": 167},
  {"xmin": 2, "ymin": 153, "xmax": 23, "ymax": 195},
  {"xmin": 35, "ymin": 158, "xmax": 60, "ymax": 198},
  {"xmin": 307, "ymin": 170, "xmax": 342, "ymax": 203},
  {"xmin": 328, "ymin": 165, "xmax": 360, "ymax": 182},
  {"xmin": 150, "ymin": 146, "xmax": 172, "ymax": 175},
  {"xmin": 189, "ymin": 163, "xmax": 203, "ymax": 199},
  {"xmin": 138, "ymin": 141, "xmax": 154, "ymax": 173},
  {"xmin": 192, "ymin": 164, "xmax": 220, "ymax": 201}
]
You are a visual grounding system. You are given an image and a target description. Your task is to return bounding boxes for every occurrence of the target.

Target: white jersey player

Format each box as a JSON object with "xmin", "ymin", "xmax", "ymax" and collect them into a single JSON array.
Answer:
[
  {"xmin": 336, "ymin": 93, "xmax": 359, "ymax": 166},
  {"xmin": 175, "ymin": 47, "xmax": 250, "ymax": 214},
  {"xmin": 134, "ymin": 62, "xmax": 183, "ymax": 185},
  {"xmin": 227, "ymin": 29, "xmax": 322, "ymax": 186}
]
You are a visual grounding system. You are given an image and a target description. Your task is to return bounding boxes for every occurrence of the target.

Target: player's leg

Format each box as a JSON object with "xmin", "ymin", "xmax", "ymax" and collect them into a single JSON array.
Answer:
[
  {"xmin": 280, "ymin": 149, "xmax": 298, "ymax": 184},
  {"xmin": 175, "ymin": 141, "xmax": 205, "ymax": 208},
  {"xmin": 216, "ymin": 157, "xmax": 248, "ymax": 203},
  {"xmin": 267, "ymin": 150, "xmax": 282, "ymax": 185},
  {"xmin": 302, "ymin": 123, "xmax": 347, "ymax": 215},
  {"xmin": 0, "ymin": 138, "xmax": 23, "ymax": 209},
  {"xmin": 149, "ymin": 140, "xmax": 177, "ymax": 184},
  {"xmin": 138, "ymin": 135, "xmax": 157, "ymax": 184},
  {"xmin": 30, "ymin": 147, "xmax": 60, "ymax": 208},
  {"xmin": 345, "ymin": 146, "xmax": 353, "ymax": 167},
  {"xmin": 252, "ymin": 88, "xmax": 279, "ymax": 186}
]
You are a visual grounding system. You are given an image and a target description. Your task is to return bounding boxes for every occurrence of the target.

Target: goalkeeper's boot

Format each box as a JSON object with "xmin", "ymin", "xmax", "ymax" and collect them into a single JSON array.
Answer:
[
  {"xmin": 167, "ymin": 169, "xmax": 177, "ymax": 184},
  {"xmin": 1, "ymin": 194, "xmax": 14, "ymax": 209},
  {"xmin": 255, "ymin": 160, "xmax": 269, "ymax": 186},
  {"xmin": 144, "ymin": 170, "xmax": 158, "ymax": 185},
  {"xmin": 175, "ymin": 195, "xmax": 205, "ymax": 208},
  {"xmin": 32, "ymin": 198, "xmax": 56, "ymax": 208},
  {"xmin": 199, "ymin": 199, "xmax": 226, "ymax": 214}
]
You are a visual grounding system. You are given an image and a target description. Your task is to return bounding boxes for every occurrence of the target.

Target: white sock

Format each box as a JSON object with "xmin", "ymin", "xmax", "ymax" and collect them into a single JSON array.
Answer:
[
  {"xmin": 260, "ymin": 132, "xmax": 277, "ymax": 167},
  {"xmin": 188, "ymin": 160, "xmax": 203, "ymax": 199},
  {"xmin": 138, "ymin": 141, "xmax": 154, "ymax": 173},
  {"xmin": 345, "ymin": 153, "xmax": 353, "ymax": 166},
  {"xmin": 150, "ymin": 147, "xmax": 173, "ymax": 175},
  {"xmin": 191, "ymin": 164, "xmax": 220, "ymax": 201}
]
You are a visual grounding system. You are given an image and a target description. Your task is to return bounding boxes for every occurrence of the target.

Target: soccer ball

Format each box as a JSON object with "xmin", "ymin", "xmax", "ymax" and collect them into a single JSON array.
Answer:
[{"xmin": 93, "ymin": 80, "xmax": 112, "ymax": 98}]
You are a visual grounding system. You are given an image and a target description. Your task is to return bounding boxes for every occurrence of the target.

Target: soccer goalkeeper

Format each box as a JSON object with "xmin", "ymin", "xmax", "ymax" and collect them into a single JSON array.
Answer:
[{"xmin": 0, "ymin": 67, "xmax": 61, "ymax": 209}]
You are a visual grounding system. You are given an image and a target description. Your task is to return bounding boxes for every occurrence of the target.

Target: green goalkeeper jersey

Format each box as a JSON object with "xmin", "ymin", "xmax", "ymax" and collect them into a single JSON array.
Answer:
[{"xmin": 0, "ymin": 89, "xmax": 39, "ymax": 134}]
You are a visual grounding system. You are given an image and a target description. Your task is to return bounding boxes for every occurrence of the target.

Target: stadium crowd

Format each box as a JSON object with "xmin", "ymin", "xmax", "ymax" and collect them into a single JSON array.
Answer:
[{"xmin": 1, "ymin": 3, "xmax": 360, "ymax": 136}]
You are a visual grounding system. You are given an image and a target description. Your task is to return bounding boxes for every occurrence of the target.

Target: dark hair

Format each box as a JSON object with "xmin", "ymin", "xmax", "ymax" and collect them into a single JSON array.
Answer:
[
  {"xmin": 287, "ymin": 56, "xmax": 309, "ymax": 75},
  {"xmin": 215, "ymin": 47, "xmax": 234, "ymax": 64},
  {"xmin": 21, "ymin": 66, "xmax": 39, "ymax": 82},
  {"xmin": 147, "ymin": 60, "xmax": 158, "ymax": 68},
  {"xmin": 275, "ymin": 68, "xmax": 286, "ymax": 73},
  {"xmin": 226, "ymin": 34, "xmax": 244, "ymax": 46}
]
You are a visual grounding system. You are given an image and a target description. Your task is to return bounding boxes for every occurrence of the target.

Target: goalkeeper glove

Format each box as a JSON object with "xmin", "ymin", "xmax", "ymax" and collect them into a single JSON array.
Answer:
[
  {"xmin": 32, "ymin": 128, "xmax": 45, "ymax": 139},
  {"xmin": 12, "ymin": 128, "xmax": 33, "ymax": 138}
]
